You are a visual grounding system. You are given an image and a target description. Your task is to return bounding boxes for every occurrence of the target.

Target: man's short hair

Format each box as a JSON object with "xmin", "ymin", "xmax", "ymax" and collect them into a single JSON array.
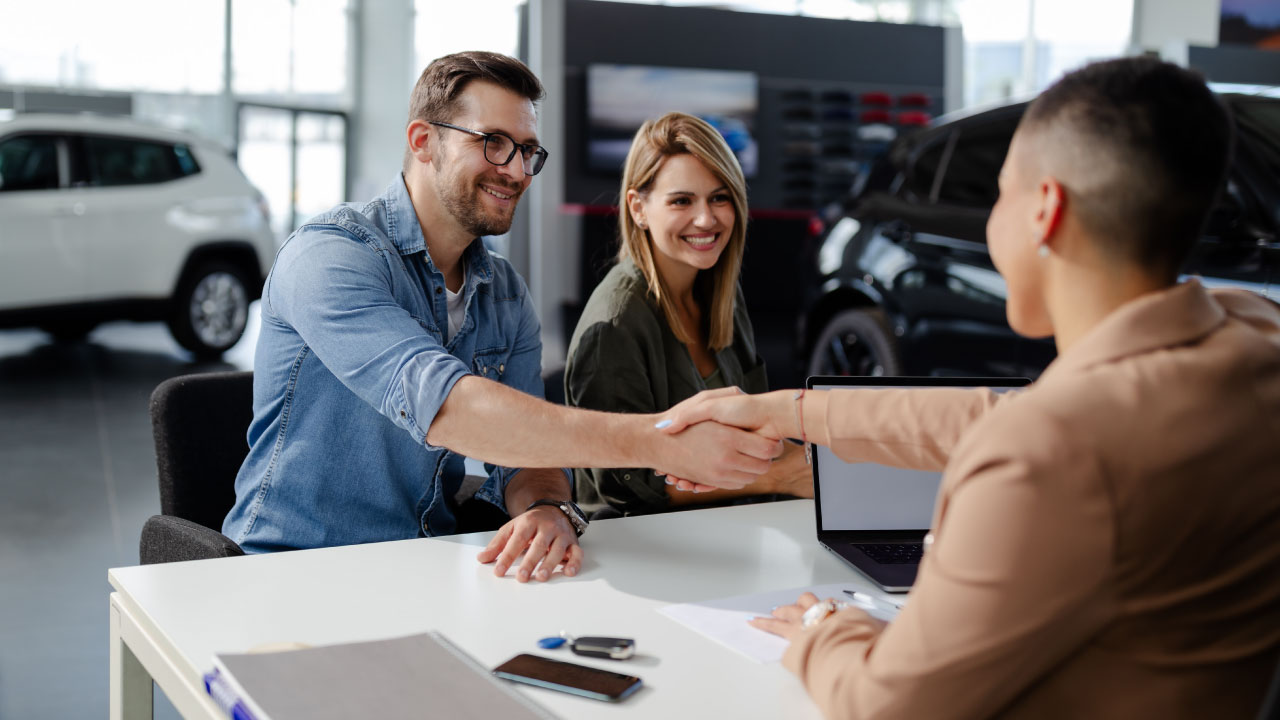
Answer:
[
  {"xmin": 1020, "ymin": 56, "xmax": 1232, "ymax": 279},
  {"xmin": 404, "ymin": 51, "xmax": 545, "ymax": 170}
]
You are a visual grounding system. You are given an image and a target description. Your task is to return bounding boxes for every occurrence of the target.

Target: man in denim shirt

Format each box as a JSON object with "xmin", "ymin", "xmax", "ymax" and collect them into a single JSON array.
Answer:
[{"xmin": 225, "ymin": 52, "xmax": 779, "ymax": 582}]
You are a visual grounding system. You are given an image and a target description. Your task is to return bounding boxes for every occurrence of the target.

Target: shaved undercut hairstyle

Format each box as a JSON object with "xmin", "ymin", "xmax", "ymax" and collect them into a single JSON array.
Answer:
[
  {"xmin": 1020, "ymin": 56, "xmax": 1232, "ymax": 281},
  {"xmin": 403, "ymin": 51, "xmax": 545, "ymax": 171}
]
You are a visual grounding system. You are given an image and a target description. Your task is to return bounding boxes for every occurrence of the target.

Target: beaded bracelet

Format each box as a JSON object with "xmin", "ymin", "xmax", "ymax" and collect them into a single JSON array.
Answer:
[{"xmin": 792, "ymin": 389, "xmax": 812, "ymax": 465}]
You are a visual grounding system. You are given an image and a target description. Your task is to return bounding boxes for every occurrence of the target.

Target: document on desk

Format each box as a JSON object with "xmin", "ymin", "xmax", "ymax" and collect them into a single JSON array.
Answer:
[
  {"xmin": 659, "ymin": 583, "xmax": 902, "ymax": 664},
  {"xmin": 206, "ymin": 631, "xmax": 555, "ymax": 720}
]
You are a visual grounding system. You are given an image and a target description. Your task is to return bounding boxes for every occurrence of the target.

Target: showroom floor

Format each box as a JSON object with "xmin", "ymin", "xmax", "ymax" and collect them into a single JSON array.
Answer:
[{"xmin": 0, "ymin": 309, "xmax": 259, "ymax": 719}]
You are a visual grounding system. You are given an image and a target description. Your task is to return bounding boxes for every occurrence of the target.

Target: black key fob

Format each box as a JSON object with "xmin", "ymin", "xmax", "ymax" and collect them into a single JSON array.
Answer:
[{"xmin": 571, "ymin": 636, "xmax": 636, "ymax": 660}]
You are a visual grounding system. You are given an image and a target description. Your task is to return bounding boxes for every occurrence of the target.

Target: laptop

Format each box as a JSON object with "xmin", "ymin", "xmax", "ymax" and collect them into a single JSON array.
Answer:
[{"xmin": 808, "ymin": 376, "xmax": 1030, "ymax": 592}]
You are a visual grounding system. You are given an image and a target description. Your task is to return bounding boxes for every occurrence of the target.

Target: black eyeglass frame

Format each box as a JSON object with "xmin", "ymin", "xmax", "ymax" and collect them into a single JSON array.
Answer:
[{"xmin": 428, "ymin": 121, "xmax": 549, "ymax": 176}]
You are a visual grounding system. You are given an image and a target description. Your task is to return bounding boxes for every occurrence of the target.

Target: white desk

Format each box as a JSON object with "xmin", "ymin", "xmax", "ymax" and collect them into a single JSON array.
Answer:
[{"xmin": 108, "ymin": 499, "xmax": 884, "ymax": 719}]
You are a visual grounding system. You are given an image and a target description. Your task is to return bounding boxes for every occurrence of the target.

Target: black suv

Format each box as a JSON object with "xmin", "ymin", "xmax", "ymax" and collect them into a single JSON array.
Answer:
[{"xmin": 800, "ymin": 93, "xmax": 1280, "ymax": 379}]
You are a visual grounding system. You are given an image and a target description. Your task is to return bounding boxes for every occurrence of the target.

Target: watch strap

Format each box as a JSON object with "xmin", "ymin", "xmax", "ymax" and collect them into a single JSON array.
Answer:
[{"xmin": 525, "ymin": 499, "xmax": 588, "ymax": 536}]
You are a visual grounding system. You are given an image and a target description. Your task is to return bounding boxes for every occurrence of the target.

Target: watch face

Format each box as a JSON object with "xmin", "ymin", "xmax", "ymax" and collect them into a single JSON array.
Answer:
[{"xmin": 563, "ymin": 502, "xmax": 587, "ymax": 524}]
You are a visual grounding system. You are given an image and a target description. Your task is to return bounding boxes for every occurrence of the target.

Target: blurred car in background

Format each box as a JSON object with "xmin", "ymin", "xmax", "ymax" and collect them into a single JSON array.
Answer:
[
  {"xmin": 0, "ymin": 114, "xmax": 276, "ymax": 357},
  {"xmin": 800, "ymin": 93, "xmax": 1280, "ymax": 379}
]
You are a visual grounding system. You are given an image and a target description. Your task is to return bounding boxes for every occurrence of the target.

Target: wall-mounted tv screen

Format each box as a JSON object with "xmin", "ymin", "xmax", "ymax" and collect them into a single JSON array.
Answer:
[{"xmin": 587, "ymin": 64, "xmax": 758, "ymax": 176}]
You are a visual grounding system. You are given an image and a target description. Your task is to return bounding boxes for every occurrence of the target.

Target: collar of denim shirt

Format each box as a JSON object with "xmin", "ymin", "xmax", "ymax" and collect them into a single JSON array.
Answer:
[{"xmin": 384, "ymin": 173, "xmax": 496, "ymax": 287}]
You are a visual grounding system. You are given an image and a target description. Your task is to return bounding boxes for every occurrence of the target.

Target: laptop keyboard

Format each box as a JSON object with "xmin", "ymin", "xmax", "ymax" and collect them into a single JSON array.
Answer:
[{"xmin": 853, "ymin": 543, "xmax": 923, "ymax": 565}]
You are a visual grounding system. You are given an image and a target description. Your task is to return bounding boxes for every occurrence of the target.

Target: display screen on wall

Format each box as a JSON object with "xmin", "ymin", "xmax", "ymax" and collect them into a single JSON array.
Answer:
[
  {"xmin": 1220, "ymin": 0, "xmax": 1280, "ymax": 48},
  {"xmin": 586, "ymin": 64, "xmax": 758, "ymax": 176}
]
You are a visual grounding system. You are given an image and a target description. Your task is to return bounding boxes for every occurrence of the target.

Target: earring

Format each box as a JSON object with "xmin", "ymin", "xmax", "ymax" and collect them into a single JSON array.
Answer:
[{"xmin": 1037, "ymin": 244, "xmax": 1050, "ymax": 259}]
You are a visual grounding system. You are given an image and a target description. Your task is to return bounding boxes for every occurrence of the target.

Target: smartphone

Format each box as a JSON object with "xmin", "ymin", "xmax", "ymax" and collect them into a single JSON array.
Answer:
[{"xmin": 493, "ymin": 653, "xmax": 643, "ymax": 702}]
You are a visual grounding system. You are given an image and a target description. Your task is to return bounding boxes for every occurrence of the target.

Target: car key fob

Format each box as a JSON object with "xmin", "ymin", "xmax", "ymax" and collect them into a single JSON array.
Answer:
[{"xmin": 571, "ymin": 636, "xmax": 636, "ymax": 660}]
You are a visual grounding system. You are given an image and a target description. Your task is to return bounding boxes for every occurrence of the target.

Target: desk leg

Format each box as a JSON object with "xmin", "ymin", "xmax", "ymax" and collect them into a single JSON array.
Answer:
[{"xmin": 111, "ymin": 599, "xmax": 154, "ymax": 720}]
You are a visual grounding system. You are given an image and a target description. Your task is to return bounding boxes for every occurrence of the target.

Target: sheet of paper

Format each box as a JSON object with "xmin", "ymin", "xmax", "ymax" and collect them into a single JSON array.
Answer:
[{"xmin": 658, "ymin": 583, "xmax": 902, "ymax": 664}]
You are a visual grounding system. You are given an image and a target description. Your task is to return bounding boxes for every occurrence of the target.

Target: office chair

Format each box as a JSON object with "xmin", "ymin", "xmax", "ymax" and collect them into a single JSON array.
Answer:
[
  {"xmin": 139, "ymin": 371, "xmax": 252, "ymax": 564},
  {"xmin": 1260, "ymin": 652, "xmax": 1280, "ymax": 720}
]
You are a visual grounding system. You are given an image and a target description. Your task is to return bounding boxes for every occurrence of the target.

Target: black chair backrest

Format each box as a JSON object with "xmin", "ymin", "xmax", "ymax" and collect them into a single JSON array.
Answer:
[
  {"xmin": 149, "ymin": 371, "xmax": 254, "ymax": 532},
  {"xmin": 1260, "ymin": 651, "xmax": 1280, "ymax": 720}
]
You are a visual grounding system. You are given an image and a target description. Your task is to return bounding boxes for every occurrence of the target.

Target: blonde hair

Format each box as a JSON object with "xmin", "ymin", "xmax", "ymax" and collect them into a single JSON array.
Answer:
[{"xmin": 617, "ymin": 112, "xmax": 748, "ymax": 351}]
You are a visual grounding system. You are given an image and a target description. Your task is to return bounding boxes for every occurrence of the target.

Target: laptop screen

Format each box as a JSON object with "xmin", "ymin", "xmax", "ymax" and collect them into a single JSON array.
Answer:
[{"xmin": 809, "ymin": 380, "xmax": 1026, "ymax": 532}]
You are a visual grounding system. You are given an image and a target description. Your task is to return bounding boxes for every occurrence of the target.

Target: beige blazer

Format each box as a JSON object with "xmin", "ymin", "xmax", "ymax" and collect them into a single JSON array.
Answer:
[{"xmin": 786, "ymin": 281, "xmax": 1280, "ymax": 719}]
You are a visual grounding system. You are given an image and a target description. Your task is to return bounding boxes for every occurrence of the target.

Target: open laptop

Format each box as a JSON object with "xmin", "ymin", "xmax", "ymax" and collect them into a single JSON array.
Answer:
[{"xmin": 808, "ymin": 376, "xmax": 1030, "ymax": 592}]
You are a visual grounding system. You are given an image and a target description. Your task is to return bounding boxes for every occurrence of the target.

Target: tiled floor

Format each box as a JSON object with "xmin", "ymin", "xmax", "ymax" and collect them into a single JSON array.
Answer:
[{"xmin": 0, "ymin": 309, "xmax": 258, "ymax": 719}]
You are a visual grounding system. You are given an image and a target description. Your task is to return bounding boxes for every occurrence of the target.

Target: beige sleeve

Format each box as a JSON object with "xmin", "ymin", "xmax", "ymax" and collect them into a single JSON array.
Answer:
[
  {"xmin": 783, "ymin": 406, "xmax": 1115, "ymax": 719},
  {"xmin": 809, "ymin": 387, "xmax": 1016, "ymax": 471}
]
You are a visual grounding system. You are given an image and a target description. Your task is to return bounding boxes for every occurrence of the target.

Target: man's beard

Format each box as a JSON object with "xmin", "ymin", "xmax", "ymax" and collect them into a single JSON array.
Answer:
[{"xmin": 438, "ymin": 171, "xmax": 523, "ymax": 237}]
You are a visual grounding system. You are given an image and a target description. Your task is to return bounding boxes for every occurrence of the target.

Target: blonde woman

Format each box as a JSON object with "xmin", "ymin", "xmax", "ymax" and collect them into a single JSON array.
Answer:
[{"xmin": 565, "ymin": 112, "xmax": 810, "ymax": 515}]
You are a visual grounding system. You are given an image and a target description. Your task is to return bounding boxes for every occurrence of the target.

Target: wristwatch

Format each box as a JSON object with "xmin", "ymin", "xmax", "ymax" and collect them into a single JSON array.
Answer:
[
  {"xmin": 801, "ymin": 599, "xmax": 852, "ymax": 629},
  {"xmin": 526, "ymin": 499, "xmax": 589, "ymax": 537}
]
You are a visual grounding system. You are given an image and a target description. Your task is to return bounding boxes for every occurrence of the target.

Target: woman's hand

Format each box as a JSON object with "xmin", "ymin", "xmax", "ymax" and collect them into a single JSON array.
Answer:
[
  {"xmin": 749, "ymin": 592, "xmax": 822, "ymax": 641},
  {"xmin": 657, "ymin": 387, "xmax": 796, "ymax": 440},
  {"xmin": 656, "ymin": 388, "xmax": 805, "ymax": 493}
]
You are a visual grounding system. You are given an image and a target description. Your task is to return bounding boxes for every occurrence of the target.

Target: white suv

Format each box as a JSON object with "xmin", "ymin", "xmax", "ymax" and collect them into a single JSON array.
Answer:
[{"xmin": 0, "ymin": 113, "xmax": 276, "ymax": 357}]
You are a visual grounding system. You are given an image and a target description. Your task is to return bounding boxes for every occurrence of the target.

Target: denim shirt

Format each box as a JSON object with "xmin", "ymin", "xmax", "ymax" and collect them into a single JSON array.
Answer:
[{"xmin": 224, "ymin": 175, "xmax": 567, "ymax": 553}]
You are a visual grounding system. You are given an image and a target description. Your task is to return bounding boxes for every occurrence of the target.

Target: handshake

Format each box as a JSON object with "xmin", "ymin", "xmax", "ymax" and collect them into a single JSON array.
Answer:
[{"xmin": 649, "ymin": 387, "xmax": 815, "ymax": 495}]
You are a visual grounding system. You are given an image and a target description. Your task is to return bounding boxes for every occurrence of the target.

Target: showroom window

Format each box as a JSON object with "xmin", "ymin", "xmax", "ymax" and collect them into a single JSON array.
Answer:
[
  {"xmin": 0, "ymin": 135, "xmax": 61, "ymax": 192},
  {"xmin": 415, "ymin": 0, "xmax": 522, "ymax": 67},
  {"xmin": 0, "ymin": 0, "xmax": 224, "ymax": 93},
  {"xmin": 233, "ymin": 0, "xmax": 351, "ymax": 100},
  {"xmin": 237, "ymin": 105, "xmax": 347, "ymax": 240}
]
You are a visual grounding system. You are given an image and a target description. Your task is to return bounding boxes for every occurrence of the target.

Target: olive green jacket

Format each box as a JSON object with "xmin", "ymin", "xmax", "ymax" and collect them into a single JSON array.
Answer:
[{"xmin": 564, "ymin": 259, "xmax": 768, "ymax": 514}]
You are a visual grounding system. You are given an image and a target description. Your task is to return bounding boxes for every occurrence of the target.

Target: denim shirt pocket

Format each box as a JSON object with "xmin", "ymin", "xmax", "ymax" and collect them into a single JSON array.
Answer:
[{"xmin": 472, "ymin": 345, "xmax": 511, "ymax": 382}]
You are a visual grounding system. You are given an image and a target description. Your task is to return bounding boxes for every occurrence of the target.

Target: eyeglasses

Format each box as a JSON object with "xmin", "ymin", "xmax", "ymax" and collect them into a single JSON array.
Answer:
[{"xmin": 429, "ymin": 121, "xmax": 549, "ymax": 176}]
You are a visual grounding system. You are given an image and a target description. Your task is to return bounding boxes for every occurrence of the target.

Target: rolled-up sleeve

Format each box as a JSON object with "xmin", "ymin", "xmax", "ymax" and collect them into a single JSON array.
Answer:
[
  {"xmin": 784, "ymin": 407, "xmax": 1115, "ymax": 719},
  {"xmin": 817, "ymin": 387, "xmax": 1018, "ymax": 471},
  {"xmin": 265, "ymin": 223, "xmax": 470, "ymax": 443}
]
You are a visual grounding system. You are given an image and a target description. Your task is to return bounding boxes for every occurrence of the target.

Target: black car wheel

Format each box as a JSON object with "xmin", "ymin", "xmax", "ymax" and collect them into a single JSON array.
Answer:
[
  {"xmin": 807, "ymin": 308, "xmax": 903, "ymax": 377},
  {"xmin": 169, "ymin": 261, "xmax": 251, "ymax": 358}
]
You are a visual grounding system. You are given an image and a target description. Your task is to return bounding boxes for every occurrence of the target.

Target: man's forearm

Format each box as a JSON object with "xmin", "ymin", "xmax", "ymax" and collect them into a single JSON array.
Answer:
[{"xmin": 428, "ymin": 376, "xmax": 660, "ymax": 470}]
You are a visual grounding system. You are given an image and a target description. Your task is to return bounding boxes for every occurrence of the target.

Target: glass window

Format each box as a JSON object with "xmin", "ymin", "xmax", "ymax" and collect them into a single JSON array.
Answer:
[
  {"xmin": 415, "ymin": 0, "xmax": 521, "ymax": 68},
  {"xmin": 82, "ymin": 136, "xmax": 188, "ymax": 186},
  {"xmin": 233, "ymin": 0, "xmax": 350, "ymax": 100},
  {"xmin": 238, "ymin": 106, "xmax": 295, "ymax": 240},
  {"xmin": 295, "ymin": 113, "xmax": 346, "ymax": 226},
  {"xmin": 0, "ymin": 135, "xmax": 61, "ymax": 192},
  {"xmin": 0, "ymin": 0, "xmax": 224, "ymax": 92},
  {"xmin": 936, "ymin": 113, "xmax": 1020, "ymax": 208},
  {"xmin": 173, "ymin": 144, "xmax": 202, "ymax": 177},
  {"xmin": 901, "ymin": 133, "xmax": 949, "ymax": 203},
  {"xmin": 1233, "ymin": 99, "xmax": 1280, "ymax": 183}
]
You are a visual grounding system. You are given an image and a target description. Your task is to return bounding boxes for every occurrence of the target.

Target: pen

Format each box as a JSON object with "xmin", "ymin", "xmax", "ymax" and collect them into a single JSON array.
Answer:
[{"xmin": 842, "ymin": 589, "xmax": 904, "ymax": 613}]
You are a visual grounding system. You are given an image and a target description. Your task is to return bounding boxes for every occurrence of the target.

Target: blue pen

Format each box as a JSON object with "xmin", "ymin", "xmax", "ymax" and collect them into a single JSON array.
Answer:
[{"xmin": 204, "ymin": 669, "xmax": 259, "ymax": 720}]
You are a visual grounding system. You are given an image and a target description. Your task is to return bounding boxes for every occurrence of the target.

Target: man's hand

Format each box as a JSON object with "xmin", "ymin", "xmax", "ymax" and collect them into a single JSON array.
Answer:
[
  {"xmin": 653, "ymin": 418, "xmax": 783, "ymax": 491},
  {"xmin": 654, "ymin": 388, "xmax": 794, "ymax": 492},
  {"xmin": 477, "ymin": 505, "xmax": 583, "ymax": 582}
]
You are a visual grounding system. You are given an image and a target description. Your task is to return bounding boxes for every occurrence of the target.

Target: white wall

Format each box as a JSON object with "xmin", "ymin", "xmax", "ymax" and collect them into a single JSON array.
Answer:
[
  {"xmin": 351, "ymin": 0, "xmax": 417, "ymax": 203},
  {"xmin": 1130, "ymin": 0, "xmax": 1221, "ymax": 53}
]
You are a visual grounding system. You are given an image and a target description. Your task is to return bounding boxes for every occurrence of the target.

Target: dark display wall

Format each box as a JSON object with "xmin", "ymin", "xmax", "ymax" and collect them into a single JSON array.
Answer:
[
  {"xmin": 554, "ymin": 0, "xmax": 949, "ymax": 386},
  {"xmin": 1189, "ymin": 44, "xmax": 1280, "ymax": 85},
  {"xmin": 562, "ymin": 0, "xmax": 948, "ymax": 211}
]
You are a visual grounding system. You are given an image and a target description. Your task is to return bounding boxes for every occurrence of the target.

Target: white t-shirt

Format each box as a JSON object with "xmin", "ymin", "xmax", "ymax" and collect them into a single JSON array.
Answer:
[{"xmin": 444, "ymin": 280, "xmax": 465, "ymax": 342}]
